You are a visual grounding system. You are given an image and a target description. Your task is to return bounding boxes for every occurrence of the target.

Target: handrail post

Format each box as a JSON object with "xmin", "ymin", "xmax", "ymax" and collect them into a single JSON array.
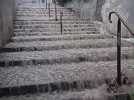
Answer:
[
  {"xmin": 117, "ymin": 19, "xmax": 122, "ymax": 86},
  {"xmin": 60, "ymin": 12, "xmax": 63, "ymax": 34},
  {"xmin": 48, "ymin": 3, "xmax": 50, "ymax": 18},
  {"xmin": 54, "ymin": 0, "xmax": 57, "ymax": 21},
  {"xmin": 109, "ymin": 12, "xmax": 122, "ymax": 86},
  {"xmin": 109, "ymin": 11, "xmax": 134, "ymax": 86}
]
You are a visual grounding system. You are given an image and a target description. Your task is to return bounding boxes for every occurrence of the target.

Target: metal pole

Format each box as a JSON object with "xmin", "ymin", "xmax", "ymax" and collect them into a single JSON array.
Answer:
[
  {"xmin": 117, "ymin": 19, "xmax": 122, "ymax": 86},
  {"xmin": 60, "ymin": 12, "xmax": 63, "ymax": 34},
  {"xmin": 54, "ymin": 0, "xmax": 57, "ymax": 21},
  {"xmin": 48, "ymin": 3, "xmax": 50, "ymax": 18},
  {"xmin": 46, "ymin": 0, "xmax": 47, "ymax": 9}
]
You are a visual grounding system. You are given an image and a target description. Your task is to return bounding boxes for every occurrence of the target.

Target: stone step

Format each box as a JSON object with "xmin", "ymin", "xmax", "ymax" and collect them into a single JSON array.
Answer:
[
  {"xmin": 0, "ymin": 47, "xmax": 132, "ymax": 67},
  {"xmin": 13, "ymin": 20, "xmax": 95, "ymax": 26},
  {"xmin": 14, "ymin": 28, "xmax": 97, "ymax": 33},
  {"xmin": 14, "ymin": 24, "xmax": 97, "ymax": 32},
  {"xmin": 16, "ymin": 12, "xmax": 75, "ymax": 15},
  {"xmin": 14, "ymin": 23, "xmax": 93, "ymax": 26},
  {"xmin": 16, "ymin": 10, "xmax": 74, "ymax": 12},
  {"xmin": 14, "ymin": 24, "xmax": 94, "ymax": 28},
  {"xmin": 0, "ymin": 59, "xmax": 133, "ymax": 92},
  {"xmin": 16, "ymin": 10, "xmax": 72, "ymax": 12},
  {"xmin": 15, "ymin": 17, "xmax": 80, "ymax": 21},
  {"xmin": 0, "ymin": 87, "xmax": 131, "ymax": 100},
  {"xmin": 11, "ymin": 34, "xmax": 114, "ymax": 42},
  {"xmin": 16, "ymin": 14, "xmax": 75, "ymax": 17},
  {"xmin": 15, "ymin": 15, "xmax": 77, "ymax": 18},
  {"xmin": 15, "ymin": 12, "xmax": 78, "ymax": 15},
  {"xmin": 14, "ymin": 19, "xmax": 92, "ymax": 21},
  {"xmin": 16, "ymin": 7, "xmax": 74, "ymax": 11},
  {"xmin": 0, "ymin": 79, "xmax": 104, "ymax": 97},
  {"xmin": 14, "ymin": 31, "xmax": 99, "ymax": 37},
  {"xmin": 14, "ymin": 19, "xmax": 93, "ymax": 24},
  {"xmin": 2, "ymin": 38, "xmax": 130, "ymax": 52},
  {"xmin": 1, "ymin": 39, "xmax": 131, "ymax": 53},
  {"xmin": 14, "ymin": 21, "xmax": 94, "ymax": 25}
]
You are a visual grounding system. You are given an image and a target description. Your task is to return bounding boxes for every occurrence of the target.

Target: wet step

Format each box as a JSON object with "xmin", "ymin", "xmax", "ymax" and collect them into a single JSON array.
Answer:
[
  {"xmin": 16, "ymin": 7, "xmax": 74, "ymax": 10},
  {"xmin": 11, "ymin": 34, "xmax": 114, "ymax": 42},
  {"xmin": 0, "ymin": 80, "xmax": 106, "ymax": 98},
  {"xmin": 14, "ymin": 24, "xmax": 95, "ymax": 29},
  {"xmin": 15, "ymin": 16, "xmax": 78, "ymax": 20},
  {"xmin": 14, "ymin": 20, "xmax": 93, "ymax": 23},
  {"xmin": 13, "ymin": 27, "xmax": 97, "ymax": 31},
  {"xmin": 16, "ymin": 13, "xmax": 76, "ymax": 15},
  {"xmin": 14, "ymin": 28, "xmax": 97, "ymax": 33},
  {"xmin": 14, "ymin": 22, "xmax": 94, "ymax": 25},
  {"xmin": 14, "ymin": 19, "xmax": 92, "ymax": 22},
  {"xmin": 16, "ymin": 8, "xmax": 72, "ymax": 12},
  {"xmin": 14, "ymin": 20, "xmax": 93, "ymax": 25},
  {"xmin": 14, "ymin": 31, "xmax": 99, "ymax": 37},
  {"xmin": 16, "ymin": 13, "xmax": 75, "ymax": 16},
  {"xmin": 0, "ymin": 59, "xmax": 133, "ymax": 88},
  {"xmin": 16, "ymin": 10, "xmax": 73, "ymax": 13},
  {"xmin": 1, "ymin": 39, "xmax": 131, "ymax": 53},
  {"xmin": 16, "ymin": 7, "xmax": 78, "ymax": 10},
  {"xmin": 0, "ymin": 86, "xmax": 131, "ymax": 100},
  {"xmin": 0, "ymin": 47, "xmax": 132, "ymax": 67}
]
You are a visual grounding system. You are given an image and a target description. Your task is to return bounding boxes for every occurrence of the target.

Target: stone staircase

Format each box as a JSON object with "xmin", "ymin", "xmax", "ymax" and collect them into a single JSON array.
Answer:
[{"xmin": 0, "ymin": 0, "xmax": 133, "ymax": 100}]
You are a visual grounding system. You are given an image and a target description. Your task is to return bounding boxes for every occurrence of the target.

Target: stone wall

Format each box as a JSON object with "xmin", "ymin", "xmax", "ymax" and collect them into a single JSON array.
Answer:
[
  {"xmin": 0, "ymin": 0, "xmax": 15, "ymax": 47},
  {"xmin": 95, "ymin": 0, "xmax": 105, "ymax": 21},
  {"xmin": 56, "ymin": 0, "xmax": 105, "ymax": 21}
]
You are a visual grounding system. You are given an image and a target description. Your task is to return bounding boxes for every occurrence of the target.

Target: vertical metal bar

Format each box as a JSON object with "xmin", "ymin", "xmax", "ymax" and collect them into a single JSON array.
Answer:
[
  {"xmin": 60, "ymin": 12, "xmax": 63, "ymax": 34},
  {"xmin": 117, "ymin": 19, "xmax": 122, "ymax": 86},
  {"xmin": 48, "ymin": 3, "xmax": 50, "ymax": 18},
  {"xmin": 46, "ymin": 0, "xmax": 47, "ymax": 9},
  {"xmin": 54, "ymin": 0, "xmax": 57, "ymax": 21}
]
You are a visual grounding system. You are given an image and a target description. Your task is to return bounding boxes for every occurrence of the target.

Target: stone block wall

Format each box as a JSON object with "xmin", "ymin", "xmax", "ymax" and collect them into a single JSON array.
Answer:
[{"xmin": 0, "ymin": 0, "xmax": 15, "ymax": 47}]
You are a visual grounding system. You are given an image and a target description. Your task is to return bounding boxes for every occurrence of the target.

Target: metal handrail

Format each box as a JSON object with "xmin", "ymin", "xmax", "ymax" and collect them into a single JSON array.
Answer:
[
  {"xmin": 109, "ymin": 11, "xmax": 134, "ymax": 86},
  {"xmin": 48, "ymin": 3, "xmax": 50, "ymax": 18},
  {"xmin": 60, "ymin": 12, "xmax": 63, "ymax": 34},
  {"xmin": 46, "ymin": 0, "xmax": 47, "ymax": 9},
  {"xmin": 109, "ymin": 12, "xmax": 134, "ymax": 36},
  {"xmin": 54, "ymin": 0, "xmax": 58, "ymax": 21}
]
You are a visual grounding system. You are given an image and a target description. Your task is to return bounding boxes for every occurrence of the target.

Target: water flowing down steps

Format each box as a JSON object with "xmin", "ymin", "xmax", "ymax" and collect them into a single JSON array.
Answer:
[{"xmin": 0, "ymin": 0, "xmax": 134, "ymax": 99}]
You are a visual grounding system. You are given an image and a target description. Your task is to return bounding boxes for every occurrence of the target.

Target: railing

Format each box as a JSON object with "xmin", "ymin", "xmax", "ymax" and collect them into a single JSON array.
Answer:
[
  {"xmin": 46, "ymin": 0, "xmax": 47, "ymax": 9},
  {"xmin": 60, "ymin": 12, "xmax": 63, "ymax": 34},
  {"xmin": 48, "ymin": 3, "xmax": 50, "ymax": 18},
  {"xmin": 109, "ymin": 11, "xmax": 134, "ymax": 86},
  {"xmin": 54, "ymin": 0, "xmax": 58, "ymax": 21}
]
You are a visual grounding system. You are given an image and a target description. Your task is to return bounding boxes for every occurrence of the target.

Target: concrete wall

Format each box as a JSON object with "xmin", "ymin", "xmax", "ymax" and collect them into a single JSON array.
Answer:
[{"xmin": 0, "ymin": 0, "xmax": 15, "ymax": 47}]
